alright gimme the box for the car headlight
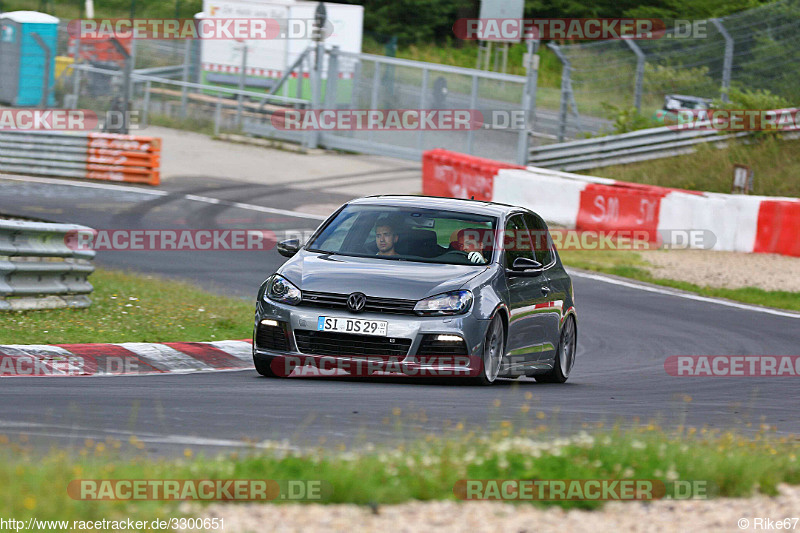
[265,274,302,305]
[414,290,473,316]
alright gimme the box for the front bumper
[254,299,489,377]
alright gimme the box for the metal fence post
[214,95,222,136]
[710,18,734,103]
[324,46,340,110]
[549,43,571,143]
[237,43,247,129]
[351,59,362,109]
[128,39,137,114]
[370,61,380,110]
[517,38,540,166]
[109,38,132,134]
[142,80,151,128]
[30,33,51,108]
[466,74,479,155]
[308,41,324,149]
[70,35,82,108]
[417,67,429,151]
[295,55,305,101]
[623,38,645,113]
[180,38,191,118]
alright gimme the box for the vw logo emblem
[347,292,367,313]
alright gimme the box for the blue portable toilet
[0,11,59,106]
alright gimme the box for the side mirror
[277,238,301,258]
[509,256,543,275]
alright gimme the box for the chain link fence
[549,0,800,140]
[316,50,529,162]
[40,1,800,164]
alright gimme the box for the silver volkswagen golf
[253,195,577,385]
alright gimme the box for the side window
[504,214,534,268]
[523,213,554,265]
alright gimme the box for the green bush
[600,102,661,134]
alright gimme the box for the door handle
[541,285,551,295]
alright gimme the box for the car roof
[348,195,524,217]
[665,94,713,103]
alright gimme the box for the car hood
[279,251,487,300]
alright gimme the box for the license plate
[317,316,388,336]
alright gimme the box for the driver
[375,219,400,256]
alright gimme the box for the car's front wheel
[535,316,576,384]
[472,315,505,385]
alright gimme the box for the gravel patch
[186,484,800,532]
[641,250,800,292]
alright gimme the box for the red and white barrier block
[422,149,800,257]
[0,340,253,377]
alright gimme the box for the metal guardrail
[0,130,161,185]
[528,125,752,171]
[0,220,96,311]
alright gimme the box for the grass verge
[582,135,800,198]
[559,249,800,312]
[1,424,798,522]
[0,268,253,345]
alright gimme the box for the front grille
[294,330,412,357]
[300,291,417,315]
[255,322,290,351]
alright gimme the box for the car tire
[535,316,576,384]
[472,314,505,385]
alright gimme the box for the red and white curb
[422,149,800,257]
[0,340,254,377]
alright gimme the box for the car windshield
[306,204,498,266]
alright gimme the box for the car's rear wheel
[535,316,576,384]
[472,315,505,385]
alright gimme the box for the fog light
[436,335,462,342]
[261,319,279,327]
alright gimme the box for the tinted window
[504,214,534,269]
[523,213,554,265]
[307,204,497,266]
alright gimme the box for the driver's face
[375,225,398,254]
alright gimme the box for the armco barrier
[0,220,96,310]
[422,149,799,257]
[528,124,751,171]
[0,131,161,185]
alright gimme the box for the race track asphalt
[1,175,798,455]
